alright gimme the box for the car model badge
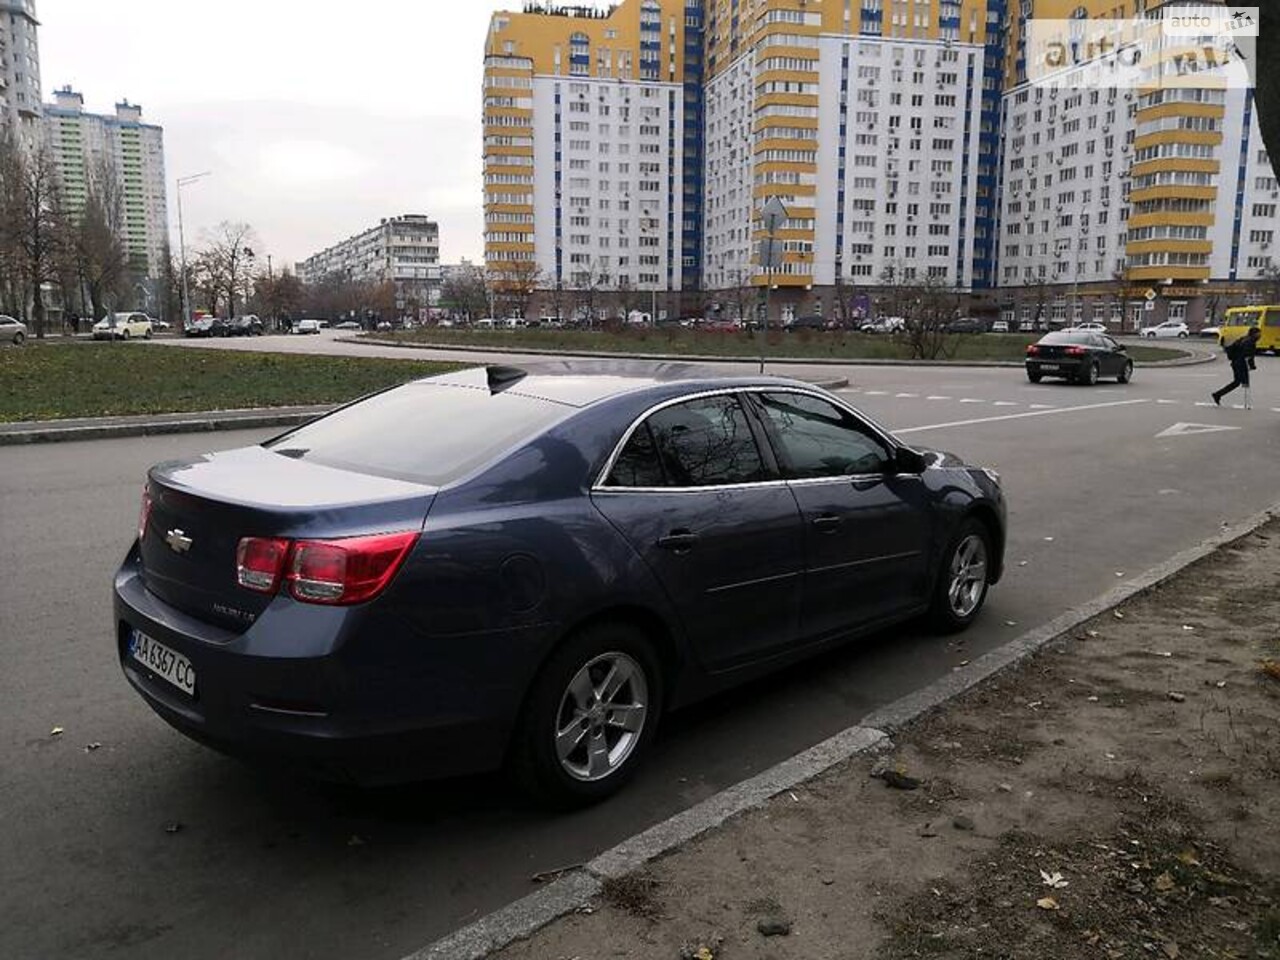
[165,529,194,554]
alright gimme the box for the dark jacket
[1226,334,1259,369]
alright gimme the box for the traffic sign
[1145,288,1158,301]
[760,197,789,235]
[1144,300,1155,312]
[758,237,784,270]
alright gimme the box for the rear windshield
[1039,332,1090,345]
[264,382,568,485]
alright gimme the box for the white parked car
[860,316,906,334]
[991,320,1010,333]
[1070,322,1109,334]
[292,319,322,335]
[93,312,154,341]
[1141,320,1189,339]
[0,314,28,345]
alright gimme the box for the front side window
[755,392,892,479]
[610,395,767,488]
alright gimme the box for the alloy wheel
[554,652,649,782]
[948,534,988,619]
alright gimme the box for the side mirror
[895,447,926,474]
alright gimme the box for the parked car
[93,312,153,341]
[1018,318,1049,333]
[292,319,322,335]
[1069,322,1109,334]
[991,320,1010,334]
[152,319,171,332]
[946,317,988,334]
[186,317,230,338]
[229,316,264,337]
[334,321,362,331]
[1141,320,1189,339]
[1026,330,1133,385]
[860,317,907,334]
[1197,325,1222,340]
[0,314,27,345]
[786,314,833,332]
[115,363,1006,804]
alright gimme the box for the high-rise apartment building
[998,0,1276,327]
[1,0,42,139]
[486,1,1276,326]
[483,0,699,309]
[298,215,442,307]
[43,89,169,278]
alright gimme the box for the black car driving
[1026,330,1133,385]
[115,363,1006,805]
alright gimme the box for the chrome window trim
[592,385,914,493]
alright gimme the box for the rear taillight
[1026,345,1040,356]
[236,537,290,593]
[1065,346,1087,356]
[234,531,417,606]
[138,487,153,543]
[289,532,418,605]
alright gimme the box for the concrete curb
[0,379,849,446]
[0,408,327,446]
[406,499,1278,960]
[345,336,1212,369]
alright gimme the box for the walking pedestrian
[1212,325,1262,409]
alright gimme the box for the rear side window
[615,394,766,488]
[265,383,567,485]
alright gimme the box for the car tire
[511,621,663,808]
[1117,360,1134,384]
[121,329,130,341]
[12,332,24,346]
[929,518,993,634]
[1178,332,1187,339]
[144,329,153,340]
[1081,361,1099,386]
[1027,370,1042,383]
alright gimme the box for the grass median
[371,327,1188,364]
[0,342,463,423]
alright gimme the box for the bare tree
[879,266,963,361]
[439,265,489,320]
[0,137,70,337]
[571,259,611,327]
[196,221,258,318]
[491,258,542,319]
[73,157,130,325]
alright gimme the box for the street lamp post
[176,172,211,331]
[758,197,788,375]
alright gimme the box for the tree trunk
[32,283,45,339]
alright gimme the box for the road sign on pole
[1145,288,1158,301]
[761,196,788,235]
[758,237,784,269]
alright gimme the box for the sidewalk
[483,522,1280,960]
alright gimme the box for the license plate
[129,630,197,697]
[1039,364,1060,371]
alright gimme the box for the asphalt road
[2,354,1278,960]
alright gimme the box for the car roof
[420,361,818,409]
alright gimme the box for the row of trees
[0,134,141,337]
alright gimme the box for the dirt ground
[495,523,1280,960]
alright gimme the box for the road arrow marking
[1155,422,1242,439]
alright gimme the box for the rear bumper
[113,554,532,785]
[1026,359,1086,378]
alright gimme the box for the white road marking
[1193,402,1215,407]
[1156,399,1179,405]
[864,390,889,396]
[993,401,1018,407]
[895,398,1152,435]
[926,395,952,401]
[895,393,919,398]
[1029,404,1056,410]
[1155,422,1242,439]
[959,398,985,404]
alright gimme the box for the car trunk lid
[140,446,436,631]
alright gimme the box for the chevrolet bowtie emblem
[165,529,194,554]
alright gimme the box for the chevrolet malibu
[115,364,1006,805]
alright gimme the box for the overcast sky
[39,0,524,270]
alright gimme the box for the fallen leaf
[1087,630,1100,638]
[50,727,64,737]
[1087,696,1100,703]
[1018,560,1029,567]
[1261,660,1280,682]
[84,742,102,752]
[1182,625,1195,632]
[1005,620,1018,627]
[1114,611,1125,620]
[1161,943,1180,959]
[1168,692,1186,703]
[1036,897,1060,911]
[1154,872,1176,892]
[1115,572,1125,578]
[1040,869,1070,889]
[1215,681,1227,689]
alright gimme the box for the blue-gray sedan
[114,363,1006,805]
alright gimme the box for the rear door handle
[657,530,699,553]
[812,514,842,534]
[850,476,884,492]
